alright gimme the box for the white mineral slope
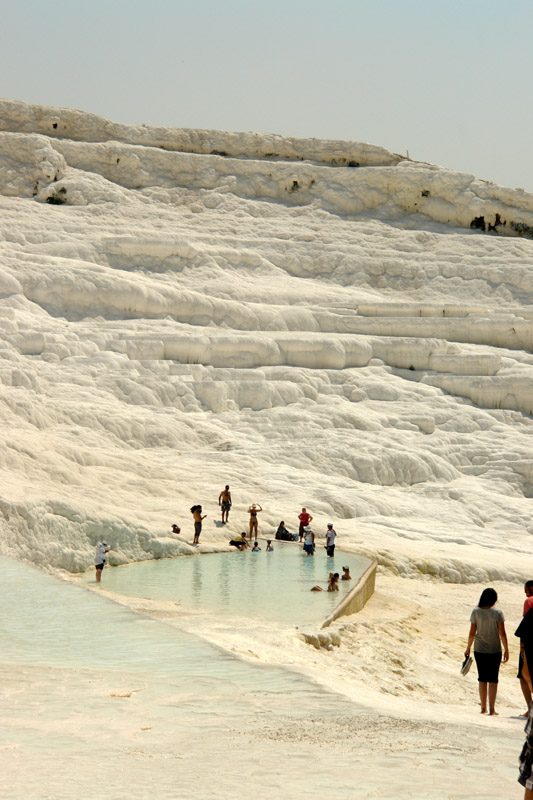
[1,100,533,795]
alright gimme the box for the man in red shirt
[298,508,313,542]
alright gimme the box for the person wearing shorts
[218,485,232,524]
[191,505,206,545]
[465,587,509,715]
[94,541,110,583]
[303,526,315,555]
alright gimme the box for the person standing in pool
[191,505,207,545]
[218,485,232,524]
[298,508,313,542]
[247,504,262,540]
[303,526,315,555]
[325,523,336,557]
[94,541,110,583]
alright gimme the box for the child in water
[266,540,274,551]
[252,541,261,551]
[342,566,351,580]
[328,573,340,591]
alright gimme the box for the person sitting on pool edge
[275,521,292,541]
[229,533,249,551]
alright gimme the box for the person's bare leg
[479,682,488,713]
[488,682,499,715]
[96,568,102,583]
[521,677,532,715]
[524,787,533,799]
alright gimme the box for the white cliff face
[0,99,532,579]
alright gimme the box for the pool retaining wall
[321,559,377,628]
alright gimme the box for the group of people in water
[465,582,533,797]
[168,491,349,593]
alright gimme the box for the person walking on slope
[298,508,313,542]
[191,505,207,545]
[325,523,336,557]
[94,541,110,583]
[218,485,232,524]
[464,587,509,715]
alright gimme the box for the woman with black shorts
[464,587,509,715]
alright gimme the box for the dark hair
[190,505,200,513]
[525,581,533,592]
[478,588,497,608]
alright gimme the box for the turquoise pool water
[85,541,371,626]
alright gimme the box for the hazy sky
[3,0,532,190]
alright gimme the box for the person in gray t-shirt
[465,587,508,715]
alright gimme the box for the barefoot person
[94,541,110,583]
[518,581,533,716]
[247,504,262,540]
[190,505,207,545]
[464,587,509,715]
[218,485,232,524]
[229,533,249,551]
[298,508,312,542]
